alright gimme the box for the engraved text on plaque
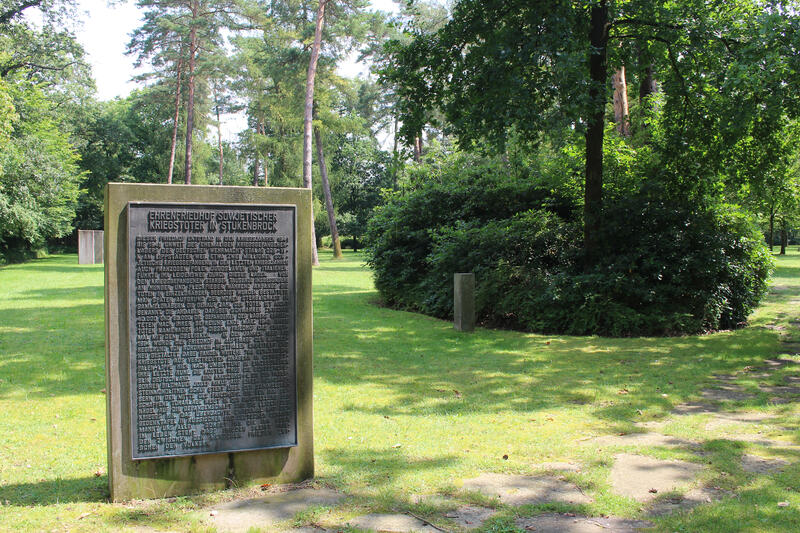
[127,202,297,460]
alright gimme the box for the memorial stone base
[104,183,313,501]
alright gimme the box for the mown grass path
[1,251,799,531]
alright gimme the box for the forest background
[3,0,800,336]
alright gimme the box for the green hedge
[365,160,772,336]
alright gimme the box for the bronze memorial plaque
[127,202,297,460]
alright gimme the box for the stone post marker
[78,229,104,264]
[454,273,475,332]
[104,183,313,501]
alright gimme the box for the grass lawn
[1,250,799,532]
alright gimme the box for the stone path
[461,473,592,506]
[609,454,703,502]
[515,514,654,532]
[202,349,799,532]
[211,488,343,533]
[646,486,730,517]
[347,514,441,532]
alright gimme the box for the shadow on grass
[314,286,785,426]
[0,301,105,399]
[7,285,103,302]
[0,476,108,505]
[0,254,103,274]
[320,447,459,489]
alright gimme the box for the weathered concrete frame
[104,183,314,502]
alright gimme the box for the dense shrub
[365,151,577,313]
[366,165,773,336]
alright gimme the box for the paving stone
[763,358,800,368]
[461,473,591,506]
[759,385,800,396]
[534,461,581,472]
[609,454,703,502]
[211,488,344,533]
[766,397,795,405]
[672,402,722,415]
[646,486,730,517]
[700,386,756,402]
[515,514,653,532]
[443,506,496,530]
[347,513,440,532]
[704,412,777,431]
[634,419,671,430]
[721,434,800,449]
[589,432,694,448]
[741,454,790,473]
[409,494,453,507]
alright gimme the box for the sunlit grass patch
[1,250,799,531]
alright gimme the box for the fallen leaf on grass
[94,469,104,477]
[453,389,462,398]
[502,454,509,460]
[392,443,402,448]
[77,512,92,520]
[618,389,629,395]
[778,502,790,507]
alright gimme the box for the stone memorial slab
[105,184,313,501]
[79,229,104,264]
[454,273,475,332]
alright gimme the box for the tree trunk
[352,236,358,253]
[315,127,342,259]
[253,122,261,186]
[303,0,327,267]
[215,86,223,185]
[167,55,183,184]
[393,114,399,155]
[260,121,268,186]
[253,154,260,186]
[639,63,657,102]
[769,211,775,251]
[584,1,608,264]
[413,134,422,162]
[612,66,630,136]
[780,218,789,255]
[392,114,399,188]
[780,221,787,255]
[183,0,198,185]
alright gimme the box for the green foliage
[556,198,773,335]
[0,79,82,256]
[365,150,577,313]
[366,151,773,336]
[330,134,393,241]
